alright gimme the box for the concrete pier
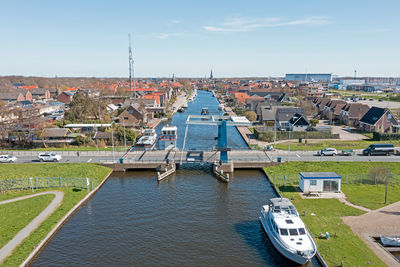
[157,163,176,181]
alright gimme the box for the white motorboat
[381,236,400,247]
[182,103,188,108]
[159,126,177,150]
[218,104,224,111]
[260,198,317,265]
[135,129,157,150]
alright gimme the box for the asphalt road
[1,150,399,164]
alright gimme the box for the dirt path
[0,191,64,264]
[342,201,400,266]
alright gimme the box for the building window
[310,180,317,186]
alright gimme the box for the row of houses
[313,97,399,133]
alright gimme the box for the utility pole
[287,128,291,162]
[111,127,115,162]
[123,118,127,151]
[385,172,391,204]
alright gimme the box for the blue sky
[0,0,399,77]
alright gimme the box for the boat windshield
[289,229,298,236]
[280,228,289,236]
[273,205,297,215]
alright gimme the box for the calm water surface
[32,169,310,266]
[31,91,319,266]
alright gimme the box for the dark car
[363,144,394,156]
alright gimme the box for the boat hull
[260,216,311,265]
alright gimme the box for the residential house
[0,92,25,102]
[340,103,370,126]
[323,100,346,122]
[39,128,74,144]
[359,107,399,133]
[289,113,310,131]
[118,103,149,127]
[276,108,307,131]
[57,91,76,104]
[312,97,330,115]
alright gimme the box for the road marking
[88,158,92,162]
[296,154,301,158]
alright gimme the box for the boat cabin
[159,126,177,150]
[201,107,209,115]
[299,172,341,193]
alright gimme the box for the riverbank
[0,163,112,266]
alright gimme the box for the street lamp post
[123,118,127,151]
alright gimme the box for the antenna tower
[128,34,135,98]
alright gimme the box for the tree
[66,91,107,122]
[310,118,319,127]
[244,111,257,122]
[118,127,137,142]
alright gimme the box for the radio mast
[128,34,136,98]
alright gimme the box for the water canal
[31,91,319,266]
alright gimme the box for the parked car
[369,98,374,101]
[317,148,337,156]
[0,155,17,163]
[395,148,400,155]
[38,152,62,162]
[363,144,394,156]
[378,99,383,102]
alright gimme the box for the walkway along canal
[30,91,320,266]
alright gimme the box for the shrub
[373,132,400,141]
[244,111,257,122]
[368,166,392,184]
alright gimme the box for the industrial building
[285,73,332,82]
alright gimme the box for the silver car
[317,148,337,156]
[0,155,17,163]
[38,152,62,162]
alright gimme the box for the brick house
[118,103,149,127]
[359,107,399,133]
[57,91,76,104]
[340,103,370,126]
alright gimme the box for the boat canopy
[269,198,298,215]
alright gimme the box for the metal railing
[268,173,400,187]
[0,177,96,193]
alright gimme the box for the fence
[0,177,97,193]
[269,173,400,187]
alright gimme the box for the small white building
[299,172,341,193]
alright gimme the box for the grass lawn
[275,139,400,151]
[265,162,400,210]
[342,184,400,210]
[278,186,386,267]
[0,163,112,266]
[0,163,111,181]
[0,194,54,249]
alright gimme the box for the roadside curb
[20,170,113,267]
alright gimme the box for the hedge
[373,132,400,141]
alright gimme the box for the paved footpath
[342,201,400,267]
[0,191,64,264]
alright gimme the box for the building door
[323,180,339,192]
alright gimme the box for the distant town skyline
[1,0,399,78]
